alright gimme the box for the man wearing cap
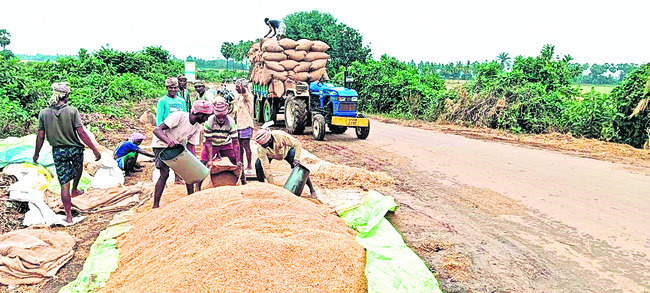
[157,77,186,126]
[151,100,213,208]
[255,128,317,197]
[113,132,155,176]
[192,80,216,104]
[177,74,190,110]
[157,77,187,184]
[33,82,102,223]
[233,79,254,171]
[203,101,246,185]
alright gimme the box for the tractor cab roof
[309,82,358,97]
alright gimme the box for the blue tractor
[284,82,370,140]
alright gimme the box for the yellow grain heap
[312,164,396,190]
[101,183,367,293]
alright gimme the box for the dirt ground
[3,96,650,292]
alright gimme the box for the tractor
[284,81,370,140]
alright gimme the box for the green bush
[0,46,183,139]
[609,64,650,147]
[345,54,446,119]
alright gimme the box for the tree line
[1,12,648,147]
[412,57,639,85]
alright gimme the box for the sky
[2,0,649,65]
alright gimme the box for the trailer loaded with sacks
[248,38,369,140]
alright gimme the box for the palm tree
[0,29,10,50]
[496,52,511,70]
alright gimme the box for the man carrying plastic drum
[151,100,212,208]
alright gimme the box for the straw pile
[311,164,395,190]
[101,183,366,293]
[248,38,330,97]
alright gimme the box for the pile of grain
[248,38,330,97]
[101,183,366,293]
[311,164,395,190]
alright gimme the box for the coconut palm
[496,52,511,70]
[0,29,10,50]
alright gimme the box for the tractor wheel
[312,114,326,141]
[263,98,277,123]
[329,125,348,134]
[254,95,264,123]
[355,114,370,139]
[285,93,307,135]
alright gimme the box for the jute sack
[285,79,296,91]
[278,38,298,50]
[272,70,289,81]
[311,41,330,52]
[279,60,300,71]
[309,68,327,82]
[287,70,297,80]
[323,70,329,81]
[261,68,273,85]
[310,59,327,71]
[294,62,311,73]
[262,52,287,62]
[268,81,274,94]
[261,40,283,53]
[273,79,285,96]
[295,72,311,82]
[285,50,307,61]
[264,61,284,72]
[304,52,329,62]
[251,43,260,51]
[259,38,271,47]
[295,39,313,51]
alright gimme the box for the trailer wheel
[285,93,307,135]
[254,95,264,123]
[263,98,276,123]
[312,114,326,141]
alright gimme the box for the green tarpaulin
[340,192,442,293]
[0,135,55,175]
[59,212,133,293]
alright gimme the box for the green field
[576,84,616,94]
[446,80,617,95]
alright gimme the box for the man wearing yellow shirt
[254,128,317,197]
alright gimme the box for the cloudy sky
[2,0,648,64]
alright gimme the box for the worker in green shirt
[156,77,186,126]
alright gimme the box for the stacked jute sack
[248,38,330,97]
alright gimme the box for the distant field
[577,84,616,94]
[445,80,617,95]
[445,79,468,90]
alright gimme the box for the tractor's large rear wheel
[285,93,307,135]
[263,98,277,123]
[312,114,326,141]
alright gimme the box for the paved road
[307,119,650,291]
[365,120,650,257]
